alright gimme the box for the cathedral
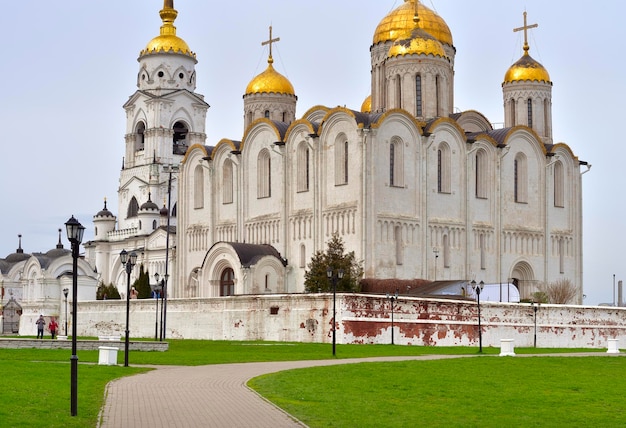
[78,0,584,303]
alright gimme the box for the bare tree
[538,278,578,304]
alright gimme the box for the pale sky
[0,1,623,305]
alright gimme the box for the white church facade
[78,1,586,303]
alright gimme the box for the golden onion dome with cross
[140,1,195,59]
[245,26,295,96]
[374,0,453,47]
[503,11,550,84]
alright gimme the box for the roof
[226,242,287,267]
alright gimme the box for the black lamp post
[65,215,84,417]
[120,249,137,367]
[151,273,164,341]
[326,267,344,356]
[63,287,69,336]
[532,302,540,348]
[386,289,399,345]
[471,280,485,353]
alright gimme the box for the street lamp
[433,247,439,281]
[386,289,399,345]
[471,280,485,353]
[326,267,344,356]
[63,288,69,336]
[151,273,164,341]
[120,249,137,367]
[532,302,540,348]
[65,215,84,417]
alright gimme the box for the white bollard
[607,339,620,354]
[98,346,119,365]
[499,339,515,356]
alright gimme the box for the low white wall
[69,294,626,349]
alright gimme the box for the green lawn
[0,341,611,427]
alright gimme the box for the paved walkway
[97,353,617,427]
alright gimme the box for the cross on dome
[513,11,538,54]
[261,26,280,64]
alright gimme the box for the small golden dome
[374,0,453,47]
[504,49,551,84]
[245,58,295,96]
[140,2,195,58]
[387,27,447,59]
[361,95,372,113]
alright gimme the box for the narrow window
[395,225,403,265]
[559,239,565,274]
[395,74,402,109]
[194,165,204,209]
[344,141,349,184]
[416,74,423,117]
[390,143,395,187]
[300,244,306,268]
[554,161,564,207]
[297,142,310,192]
[223,159,233,204]
[510,99,516,126]
[335,137,348,185]
[514,153,528,203]
[480,234,486,270]
[443,234,450,268]
[437,143,451,194]
[527,98,533,128]
[135,122,146,151]
[172,121,188,155]
[475,149,487,199]
[264,110,270,118]
[257,149,271,198]
[435,75,441,117]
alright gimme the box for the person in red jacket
[48,317,59,339]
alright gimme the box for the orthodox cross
[513,11,538,52]
[262,26,280,62]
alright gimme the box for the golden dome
[387,27,447,59]
[245,58,295,96]
[140,2,195,58]
[361,95,372,113]
[374,0,453,46]
[504,49,551,84]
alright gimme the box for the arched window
[390,138,404,187]
[297,142,310,192]
[135,122,146,151]
[443,234,450,268]
[510,99,516,126]
[223,159,233,204]
[264,110,270,118]
[475,149,488,199]
[220,268,235,296]
[300,244,306,268]
[172,121,188,155]
[257,149,271,198]
[171,202,177,217]
[152,219,157,230]
[527,98,533,128]
[395,74,402,109]
[544,99,551,138]
[514,153,528,203]
[335,137,348,185]
[559,238,565,274]
[194,165,204,209]
[554,160,564,207]
[127,196,139,218]
[436,75,441,117]
[480,234,486,270]
[415,74,423,117]
[395,225,403,265]
[437,143,451,194]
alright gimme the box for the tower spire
[513,11,538,55]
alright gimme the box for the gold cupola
[374,0,453,47]
[361,95,372,113]
[245,57,295,96]
[387,18,447,59]
[140,0,195,59]
[503,46,551,84]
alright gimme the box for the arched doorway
[511,261,536,301]
[3,297,22,334]
[220,268,235,296]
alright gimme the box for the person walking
[48,317,59,339]
[35,315,45,339]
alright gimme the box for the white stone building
[83,1,586,303]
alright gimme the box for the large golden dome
[245,58,295,96]
[140,2,195,58]
[387,27,447,59]
[374,1,453,46]
[503,49,550,84]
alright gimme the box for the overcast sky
[0,1,623,305]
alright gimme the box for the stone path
[97,352,616,427]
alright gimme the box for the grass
[249,356,626,428]
[0,340,609,427]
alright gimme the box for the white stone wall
[70,295,626,349]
